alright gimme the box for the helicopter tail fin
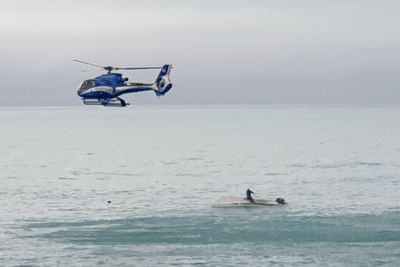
[154,64,173,96]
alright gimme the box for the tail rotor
[154,64,173,96]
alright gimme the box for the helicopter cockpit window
[79,80,95,90]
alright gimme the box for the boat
[212,196,286,207]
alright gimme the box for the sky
[1,0,399,106]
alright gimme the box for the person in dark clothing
[246,189,255,203]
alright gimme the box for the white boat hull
[213,196,286,207]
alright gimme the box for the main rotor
[73,59,162,74]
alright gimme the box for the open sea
[1,105,399,266]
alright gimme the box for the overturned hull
[212,196,286,207]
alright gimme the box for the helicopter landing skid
[83,97,130,107]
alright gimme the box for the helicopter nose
[77,88,88,96]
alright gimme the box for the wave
[287,160,392,170]
[22,211,400,245]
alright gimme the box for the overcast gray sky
[1,0,399,105]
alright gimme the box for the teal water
[1,106,400,266]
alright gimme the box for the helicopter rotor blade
[74,60,165,72]
[114,67,162,70]
[73,60,105,69]
[80,69,98,72]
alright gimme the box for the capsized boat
[213,196,286,207]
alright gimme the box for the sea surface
[1,105,399,266]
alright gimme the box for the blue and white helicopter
[74,60,173,107]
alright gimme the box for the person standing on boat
[246,189,255,203]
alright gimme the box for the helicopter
[73,60,173,107]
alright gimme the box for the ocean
[1,105,399,266]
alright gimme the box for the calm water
[1,106,400,266]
